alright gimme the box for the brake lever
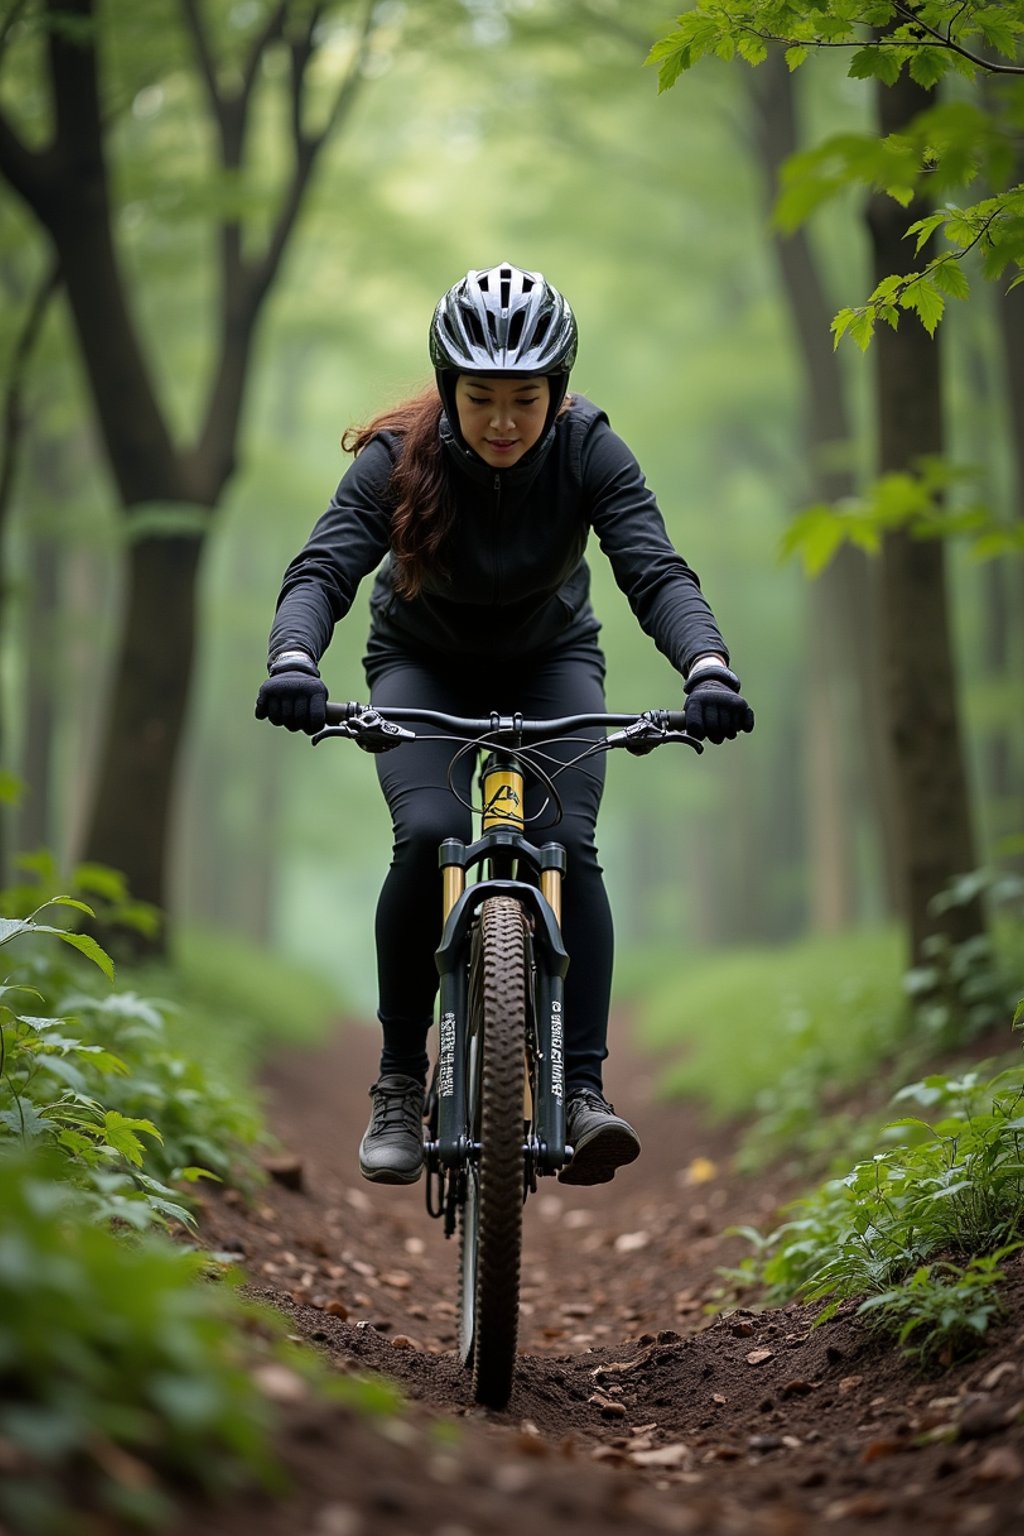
[605,718,704,756]
[663,731,704,755]
[311,707,415,752]
[310,724,357,746]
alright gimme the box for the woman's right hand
[255,653,328,733]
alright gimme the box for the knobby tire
[458,895,529,1410]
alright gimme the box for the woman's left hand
[683,664,754,744]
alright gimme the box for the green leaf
[0,917,33,946]
[830,307,857,349]
[906,211,947,257]
[53,930,115,982]
[930,258,970,300]
[900,276,945,335]
[908,48,951,89]
[737,35,768,65]
[784,46,808,71]
[0,771,23,806]
[45,896,97,918]
[973,7,1022,59]
[848,308,877,351]
[657,48,688,92]
[102,1111,162,1166]
[849,45,903,85]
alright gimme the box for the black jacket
[268,396,728,675]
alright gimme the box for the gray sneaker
[558,1089,641,1186]
[358,1073,425,1185]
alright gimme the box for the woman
[256,262,753,1188]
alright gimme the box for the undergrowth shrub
[0,883,398,1532]
[0,893,264,1228]
[0,1149,280,1534]
[727,1025,1024,1366]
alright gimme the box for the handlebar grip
[665,710,687,732]
[324,700,364,725]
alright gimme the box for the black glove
[255,652,328,734]
[683,662,755,744]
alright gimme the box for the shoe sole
[358,1159,424,1186]
[557,1124,641,1186]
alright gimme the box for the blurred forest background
[1,0,1021,1022]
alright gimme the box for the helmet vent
[465,312,485,347]
[499,267,512,308]
[507,310,525,349]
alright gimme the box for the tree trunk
[16,427,73,855]
[868,75,985,963]
[991,183,1024,854]
[0,0,372,953]
[80,533,203,948]
[748,53,900,928]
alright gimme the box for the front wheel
[457,895,529,1409]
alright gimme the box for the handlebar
[311,702,702,755]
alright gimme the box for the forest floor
[178,1017,1024,1536]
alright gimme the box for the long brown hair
[342,381,573,600]
[341,385,449,600]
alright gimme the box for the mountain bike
[312,700,700,1409]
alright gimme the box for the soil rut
[181,1018,1024,1536]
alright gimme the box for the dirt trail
[183,1017,1024,1536]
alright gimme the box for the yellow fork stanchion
[540,866,562,929]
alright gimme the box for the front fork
[424,844,569,1232]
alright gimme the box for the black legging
[367,642,613,1095]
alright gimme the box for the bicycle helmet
[430,262,578,449]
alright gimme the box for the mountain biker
[256,262,754,1189]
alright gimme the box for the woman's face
[454,374,550,469]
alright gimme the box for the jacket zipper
[492,473,502,605]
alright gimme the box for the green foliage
[649,3,1024,91]
[781,459,1024,575]
[3,850,161,942]
[0,1147,280,1534]
[905,870,1024,1049]
[857,1251,1014,1367]
[639,876,1024,1172]
[649,3,1024,338]
[729,1056,1024,1363]
[0,899,264,1230]
[0,883,407,1530]
[637,925,907,1117]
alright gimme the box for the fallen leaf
[973,1447,1024,1483]
[614,1231,651,1254]
[824,1493,890,1520]
[838,1374,864,1394]
[630,1443,691,1469]
[746,1348,774,1366]
[979,1361,1017,1391]
[683,1156,717,1185]
[861,1438,907,1464]
[251,1364,308,1405]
